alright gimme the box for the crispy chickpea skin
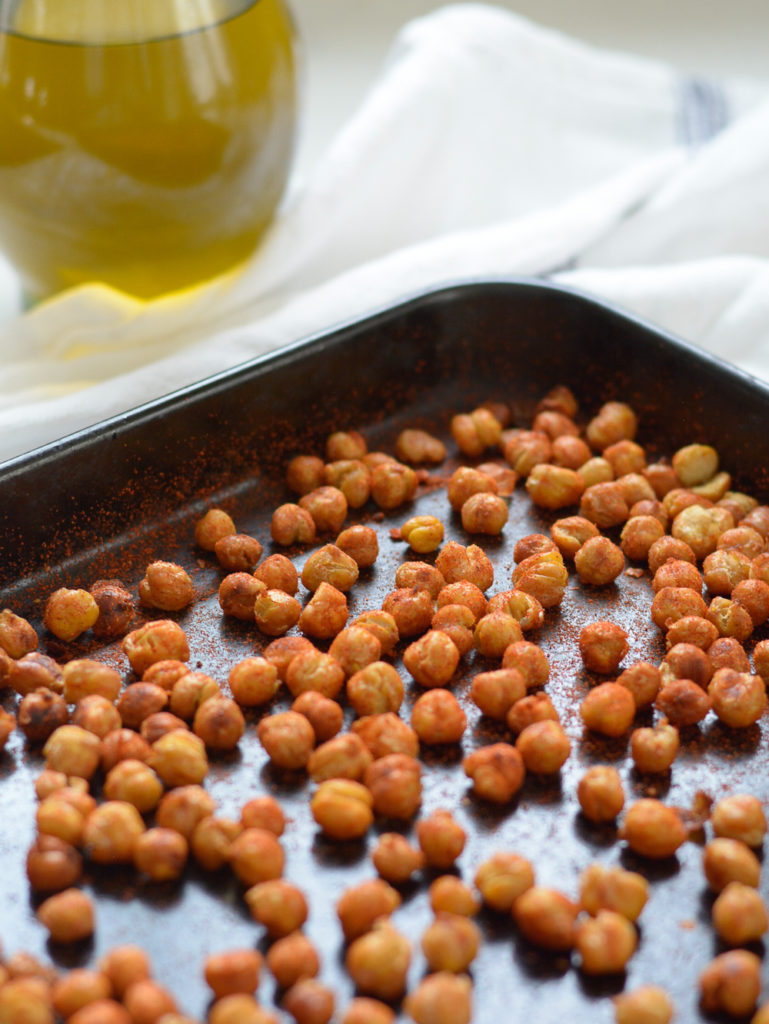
[123,620,189,675]
[138,561,194,611]
[400,515,444,552]
[580,482,629,529]
[364,754,422,819]
[43,724,101,779]
[658,676,714,724]
[257,711,315,770]
[613,986,674,1024]
[506,693,559,735]
[18,688,68,743]
[575,536,625,586]
[245,878,308,937]
[550,515,601,559]
[396,562,446,600]
[254,589,302,637]
[709,636,751,672]
[470,667,526,720]
[504,430,552,477]
[487,588,545,631]
[579,863,648,921]
[474,611,523,659]
[575,910,637,974]
[254,553,299,595]
[630,721,679,773]
[103,759,163,813]
[336,525,379,568]
[302,544,359,594]
[437,581,487,623]
[463,743,526,803]
[0,607,38,657]
[512,886,577,951]
[577,766,625,823]
[416,809,466,869]
[579,621,629,674]
[215,533,263,572]
[516,720,570,774]
[712,794,767,847]
[90,579,136,640]
[36,888,95,946]
[287,455,326,495]
[43,587,100,642]
[300,582,349,640]
[411,690,466,745]
[580,683,635,737]
[474,851,534,912]
[431,604,475,656]
[337,878,401,941]
[700,950,762,1018]
[155,785,215,839]
[703,838,761,892]
[621,514,665,561]
[525,463,584,510]
[512,550,569,609]
[345,922,411,1001]
[271,503,316,546]
[461,492,509,534]
[311,779,373,840]
[228,657,280,708]
[218,573,264,620]
[620,799,687,859]
[266,933,320,989]
[650,587,708,629]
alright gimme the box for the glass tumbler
[0,0,298,300]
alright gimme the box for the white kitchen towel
[0,2,767,461]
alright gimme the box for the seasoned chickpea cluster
[4,390,769,1024]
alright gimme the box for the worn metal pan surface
[1,279,768,1022]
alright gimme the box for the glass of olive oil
[0,0,298,299]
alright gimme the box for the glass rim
[0,0,262,46]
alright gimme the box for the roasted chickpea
[36,794,86,845]
[501,639,550,689]
[251,554,297,596]
[245,878,308,937]
[463,743,525,803]
[257,711,315,771]
[286,455,326,496]
[44,588,100,642]
[436,581,487,623]
[505,693,559,735]
[395,428,446,464]
[446,466,497,512]
[578,456,614,488]
[285,650,345,700]
[579,621,629,674]
[51,968,112,1019]
[586,402,638,449]
[477,461,517,495]
[516,720,570,774]
[292,691,344,743]
[579,482,629,529]
[133,827,188,881]
[712,794,767,847]
[370,462,417,510]
[732,578,769,626]
[574,536,625,586]
[616,662,661,708]
[194,508,235,550]
[228,657,279,708]
[404,630,460,689]
[451,407,502,456]
[214,533,263,572]
[403,972,472,1024]
[228,827,285,886]
[26,834,82,892]
[395,562,445,601]
[0,706,15,751]
[103,759,163,813]
[300,582,349,639]
[703,837,761,892]
[302,544,359,594]
[577,766,625,823]
[337,878,401,941]
[621,799,687,859]
[620,515,665,561]
[372,833,424,884]
[204,949,262,999]
[504,430,552,477]
[336,525,379,568]
[673,504,734,560]
[271,503,316,546]
[99,945,151,997]
[703,548,751,595]
[155,785,215,840]
[381,587,433,639]
[575,910,637,975]
[613,986,674,1024]
[137,706,186,742]
[342,999,395,1024]
[89,579,136,640]
[700,950,761,1018]
[266,933,320,989]
[473,611,523,659]
[345,923,411,1002]
[138,561,193,611]
[43,724,101,779]
[654,679,711,727]
[411,690,466,745]
[208,994,276,1024]
[648,535,697,574]
[514,533,558,563]
[486,589,545,631]
[123,620,189,675]
[511,550,568,608]
[550,515,600,559]
[18,688,68,743]
[426,875,479,918]
[513,886,577,951]
[118,682,169,728]
[421,913,481,973]
[325,459,372,509]
[665,615,718,650]
[435,541,494,592]
[0,607,38,657]
[347,662,403,717]
[473,851,533,913]
[307,733,373,783]
[193,696,245,750]
[707,668,766,727]
[329,625,382,678]
[650,587,708,629]
[470,667,526,720]
[712,881,768,946]
[147,729,208,786]
[630,720,679,773]
[431,604,475,656]
[254,589,302,637]
[581,683,635,736]
[100,728,151,773]
[217,573,264,621]
[169,671,219,721]
[525,463,584,510]
[364,754,422,819]
[191,815,241,870]
[400,515,444,553]
[282,978,335,1024]
[352,713,419,760]
[299,485,348,533]
[579,863,648,921]
[82,799,146,863]
[37,887,94,942]
[709,636,751,672]
[551,434,591,469]
[311,778,374,840]
[8,651,63,697]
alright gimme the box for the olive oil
[0,0,297,298]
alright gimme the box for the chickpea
[512,886,577,951]
[477,461,517,495]
[514,533,558,563]
[655,679,711,727]
[336,525,379,568]
[352,714,419,760]
[270,503,316,546]
[37,887,94,942]
[285,650,345,700]
[103,759,163,813]
[400,515,444,552]
[621,799,687,858]
[325,459,372,509]
[156,785,215,839]
[575,909,637,974]
[709,636,751,672]
[411,690,466,745]
[613,987,674,1024]
[574,767,624,826]
[245,878,308,937]
[100,728,151,773]
[191,816,242,871]
[648,538,696,576]
[217,572,263,621]
[531,409,577,440]
[147,729,209,786]
[415,809,465,869]
[302,544,359,594]
[337,878,401,941]
[629,498,669,527]
[630,721,679,773]
[263,636,315,679]
[673,504,734,560]
[579,621,629,674]
[662,642,712,687]
[580,482,629,529]
[536,385,577,418]
[703,838,761,891]
[300,582,349,639]
[257,711,315,771]
[712,794,767,847]
[282,977,335,1024]
[329,626,382,678]
[700,950,761,1018]
[511,550,568,608]
[665,614,718,650]
[62,658,121,705]
[137,709,187,745]
[51,969,112,1019]
[616,473,656,506]
[43,724,101,779]
[718,525,765,558]
[308,733,373,783]
[580,683,635,736]
[732,578,769,626]
[191,696,244,751]
[118,682,169,728]
[525,463,584,510]
[370,833,424,884]
[364,754,422,819]
[486,589,545,631]
[744,505,769,538]
[427,875,479,917]
[504,430,552,477]
[446,466,497,511]
[585,401,638,449]
[299,485,348,533]
[209,994,277,1024]
[324,429,366,461]
[451,406,502,456]
[579,862,648,922]
[620,515,665,561]
[650,586,708,629]
[754,638,769,683]
[703,548,751,595]
[711,881,768,946]
[36,794,85,845]
[82,799,146,863]
[708,595,754,641]
[707,667,766,727]
[228,658,279,708]
[26,834,82,892]
[169,672,220,721]
[472,852,532,913]
[551,434,592,469]
[7,652,62,697]
[266,933,320,989]
[396,562,446,600]
[370,462,417,510]
[292,692,344,743]
[616,662,661,708]
[550,515,600,559]
[431,604,475,656]
[286,454,326,495]
[578,456,614,488]
[436,581,487,623]
[43,587,100,642]
[421,913,481,974]
[404,630,460,689]
[311,778,373,840]
[212,533,263,573]
[501,639,550,689]
[133,827,188,881]
[138,561,193,612]
[0,607,37,657]
[663,487,712,520]
[254,553,299,595]
[228,827,285,886]
[670,442,717,486]
[506,693,559,735]
[463,742,526,803]
[122,979,177,1024]
[393,427,445,464]
[473,612,523,659]
[516,720,570,774]
[251,589,300,637]
[99,945,151,997]
[204,949,262,998]
[123,620,189,675]
[347,662,403,716]
[381,587,433,639]
[342,998,395,1024]
[0,979,55,1024]
[436,542,494,592]
[345,922,411,1001]
[18,688,68,743]
[574,536,625,586]
[404,972,472,1024]
[470,667,526,720]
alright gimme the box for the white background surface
[289,0,769,176]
